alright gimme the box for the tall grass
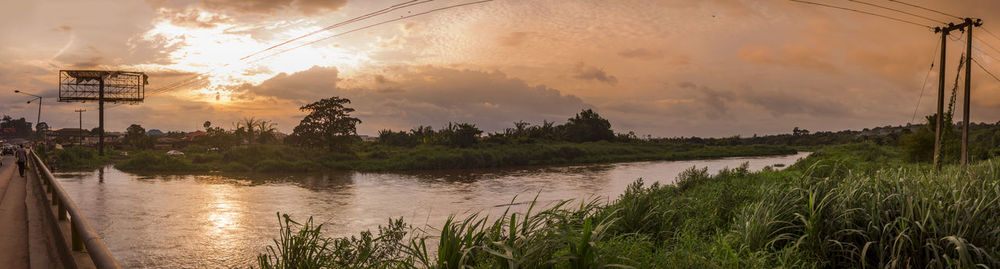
[257,143,1000,268]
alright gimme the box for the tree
[563,109,614,142]
[255,120,278,144]
[203,121,212,130]
[235,117,263,145]
[35,122,49,138]
[124,124,153,149]
[287,97,362,151]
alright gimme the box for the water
[54,152,809,268]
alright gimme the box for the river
[53,152,809,268]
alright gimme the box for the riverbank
[256,143,1000,268]
[111,142,796,173]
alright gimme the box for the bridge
[0,152,119,268]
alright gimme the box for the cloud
[572,63,618,85]
[197,0,346,16]
[498,32,532,47]
[617,48,664,60]
[237,66,592,133]
[161,8,233,28]
[52,25,72,32]
[737,44,837,73]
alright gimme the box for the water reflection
[54,152,809,268]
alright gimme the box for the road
[0,155,29,267]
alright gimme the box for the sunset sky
[1,0,999,137]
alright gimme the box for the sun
[140,10,371,104]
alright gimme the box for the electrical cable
[912,38,940,123]
[973,58,1000,83]
[248,0,494,64]
[109,0,493,109]
[982,27,1000,42]
[887,0,963,20]
[790,0,933,29]
[847,0,946,24]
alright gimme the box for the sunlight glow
[140,9,372,103]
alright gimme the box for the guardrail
[30,151,121,269]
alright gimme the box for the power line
[240,0,432,61]
[140,0,435,98]
[110,0,493,109]
[789,0,933,29]
[982,27,1000,42]
[973,36,1000,56]
[973,57,1000,83]
[912,37,940,122]
[248,0,494,64]
[847,0,946,24]
[887,0,963,20]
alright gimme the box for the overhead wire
[982,27,1000,42]
[132,0,435,99]
[887,0,963,20]
[847,0,946,24]
[247,0,494,64]
[109,0,491,109]
[240,0,431,60]
[973,36,1000,56]
[912,37,940,123]
[972,58,1000,83]
[789,0,934,29]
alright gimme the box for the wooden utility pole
[933,24,948,170]
[75,109,86,146]
[961,18,983,167]
[933,19,981,170]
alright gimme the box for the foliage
[563,109,615,143]
[287,96,362,151]
[124,124,155,149]
[255,144,1000,268]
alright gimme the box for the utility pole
[75,109,86,146]
[933,24,948,170]
[961,18,983,167]
[933,19,978,170]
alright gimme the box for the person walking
[15,145,28,177]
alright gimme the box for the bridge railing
[30,151,121,269]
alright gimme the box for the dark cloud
[52,25,72,32]
[239,66,591,133]
[293,0,348,16]
[617,48,664,60]
[737,44,838,73]
[573,63,617,85]
[162,8,232,28]
[737,87,851,117]
[237,65,340,102]
[72,56,105,69]
[498,32,532,47]
[198,0,346,16]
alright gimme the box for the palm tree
[236,117,262,145]
[255,120,278,144]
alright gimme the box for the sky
[1,0,999,138]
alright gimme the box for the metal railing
[30,151,121,269]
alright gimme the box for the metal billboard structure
[58,70,147,155]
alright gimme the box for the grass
[255,143,1000,268]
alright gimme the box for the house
[154,137,182,149]
[185,131,207,140]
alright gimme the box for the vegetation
[286,97,362,151]
[256,143,1000,268]
[111,142,795,173]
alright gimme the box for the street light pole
[14,90,43,141]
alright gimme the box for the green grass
[256,143,1000,268]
